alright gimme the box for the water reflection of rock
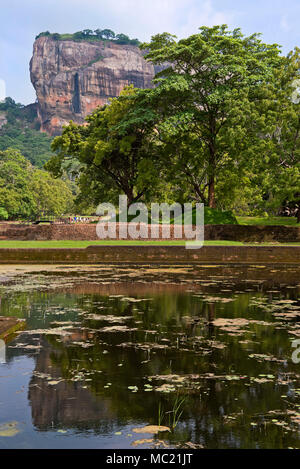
[4,264,300,449]
[28,337,115,432]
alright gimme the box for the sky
[0,0,299,104]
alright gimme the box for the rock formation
[30,36,158,135]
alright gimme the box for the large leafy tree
[258,48,300,217]
[29,170,73,218]
[0,149,73,219]
[0,149,34,219]
[97,29,115,40]
[47,86,160,206]
[141,25,286,208]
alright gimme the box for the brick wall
[0,223,299,242]
[0,246,299,264]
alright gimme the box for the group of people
[68,216,90,224]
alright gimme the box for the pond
[0,264,299,449]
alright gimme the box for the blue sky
[0,0,299,104]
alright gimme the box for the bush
[204,207,238,225]
[171,207,238,225]
[0,207,8,220]
[109,207,238,225]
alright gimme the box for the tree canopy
[0,149,73,220]
[47,86,162,207]
[0,98,53,168]
[139,25,291,208]
[36,30,140,46]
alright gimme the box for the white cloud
[60,0,194,39]
[73,0,235,39]
[176,0,235,38]
[280,15,291,32]
[25,0,235,41]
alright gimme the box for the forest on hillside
[0,98,53,168]
[35,29,140,46]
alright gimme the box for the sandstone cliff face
[30,37,157,135]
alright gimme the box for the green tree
[51,33,61,41]
[258,48,300,217]
[98,29,115,40]
[115,34,131,44]
[0,149,35,219]
[47,86,160,206]
[82,29,94,37]
[73,31,85,40]
[0,149,73,219]
[30,170,73,218]
[129,39,140,46]
[35,31,50,40]
[141,25,286,208]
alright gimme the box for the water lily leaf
[132,438,154,447]
[133,425,170,435]
[128,386,138,391]
[0,421,20,437]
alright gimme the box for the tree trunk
[192,183,206,204]
[208,118,217,209]
[208,177,216,208]
[127,189,134,206]
[126,188,144,206]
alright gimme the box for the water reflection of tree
[7,276,300,448]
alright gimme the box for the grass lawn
[0,240,299,248]
[237,216,298,226]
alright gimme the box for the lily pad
[133,425,170,435]
[0,421,20,437]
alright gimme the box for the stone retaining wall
[0,223,299,242]
[0,246,298,265]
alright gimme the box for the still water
[0,264,299,449]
